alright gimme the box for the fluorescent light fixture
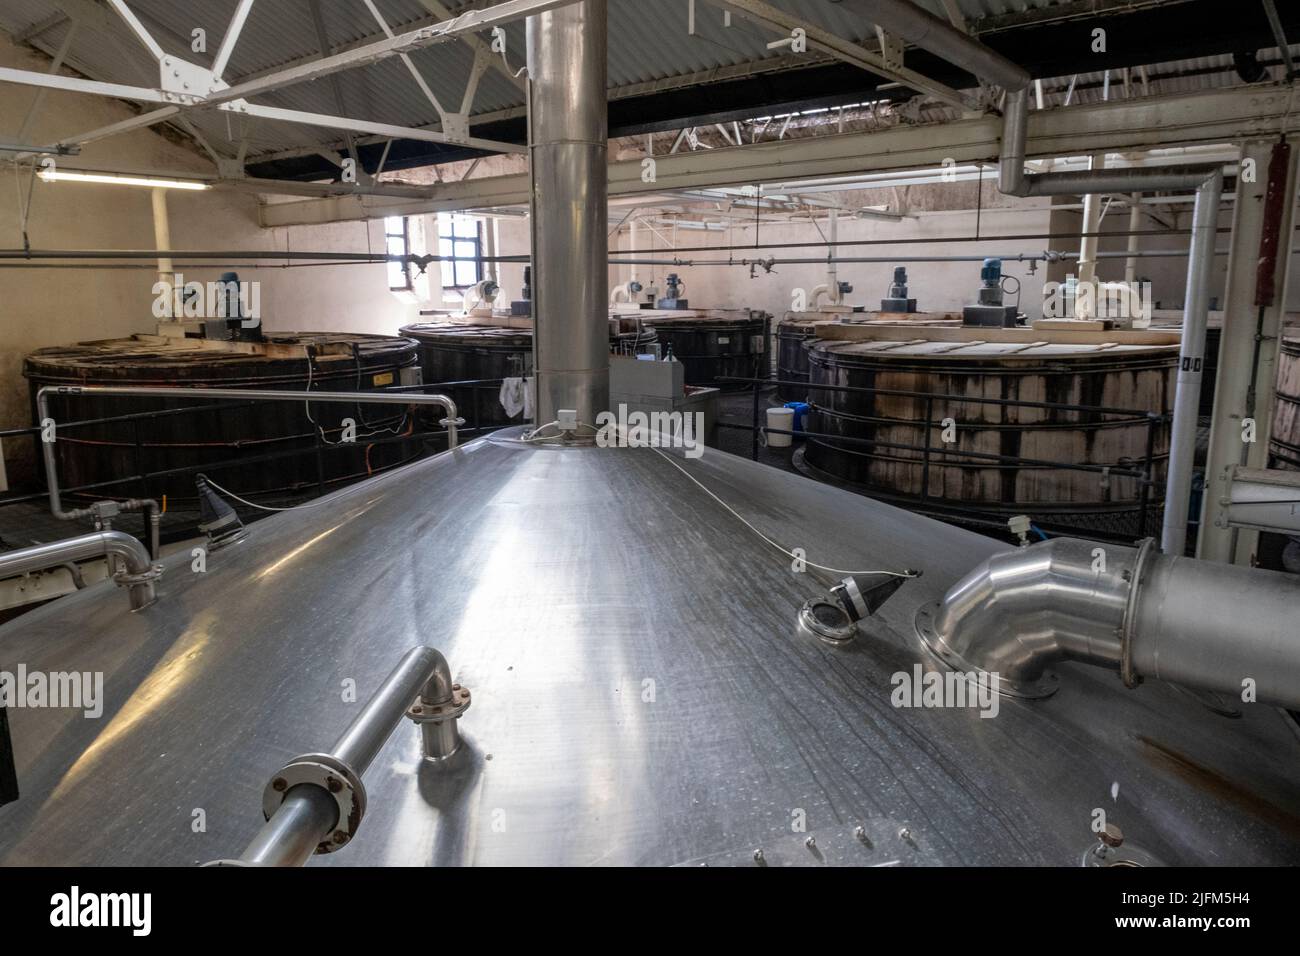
[37,170,211,190]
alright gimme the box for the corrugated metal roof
[1038,48,1299,107]
[0,0,1279,163]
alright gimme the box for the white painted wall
[608,202,1056,319]
[1044,197,1235,312]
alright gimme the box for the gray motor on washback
[961,258,1019,327]
[881,266,917,312]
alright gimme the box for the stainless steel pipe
[35,385,461,533]
[1161,172,1223,555]
[0,530,158,610]
[526,0,609,427]
[333,645,459,775]
[925,538,1300,709]
[237,646,465,866]
[998,90,1225,198]
[29,382,163,557]
[927,538,1132,696]
[1129,552,1300,707]
[238,786,339,867]
[836,0,1030,91]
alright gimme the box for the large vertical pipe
[1076,156,1104,297]
[628,217,639,287]
[1161,171,1223,555]
[526,1,609,428]
[827,209,839,304]
[151,187,174,303]
[1123,195,1142,286]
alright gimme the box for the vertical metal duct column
[526,1,609,428]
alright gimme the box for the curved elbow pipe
[920,538,1300,709]
[610,280,641,305]
[921,538,1131,696]
[998,87,1223,199]
[0,530,160,610]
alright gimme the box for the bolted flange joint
[406,684,471,762]
[261,752,366,855]
[113,564,163,587]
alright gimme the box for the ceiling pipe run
[834,0,1029,91]
[526,0,609,429]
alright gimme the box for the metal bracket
[441,113,470,144]
[875,28,905,72]
[215,157,247,179]
[160,55,221,98]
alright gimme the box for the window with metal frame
[438,214,483,291]
[385,216,413,291]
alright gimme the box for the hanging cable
[201,476,342,512]
[651,448,917,579]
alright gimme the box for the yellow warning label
[372,372,395,387]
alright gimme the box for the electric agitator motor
[880,266,917,313]
[211,271,264,342]
[961,258,1020,327]
[656,273,688,309]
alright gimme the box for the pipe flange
[261,752,366,855]
[406,685,471,724]
[113,564,164,586]
[796,598,858,646]
[914,603,1060,699]
[1119,537,1158,689]
[438,417,467,429]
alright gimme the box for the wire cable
[521,420,600,443]
[650,447,918,578]
[202,476,343,512]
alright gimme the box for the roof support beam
[700,0,977,111]
[1,0,569,158]
[225,102,527,154]
[307,0,363,177]
[106,0,165,63]
[0,66,171,104]
[50,107,182,149]
[413,0,526,92]
[14,17,80,144]
[258,83,1300,226]
[362,0,450,117]
[211,0,256,81]
[204,0,576,109]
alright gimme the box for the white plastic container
[766,406,795,447]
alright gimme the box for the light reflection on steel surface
[0,429,1298,865]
